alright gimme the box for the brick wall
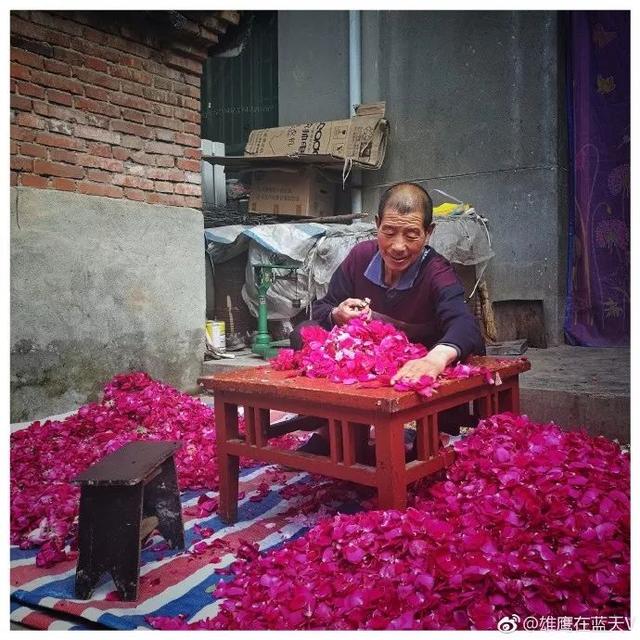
[9,10,234,209]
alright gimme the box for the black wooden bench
[73,440,185,601]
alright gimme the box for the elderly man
[275,181,485,454]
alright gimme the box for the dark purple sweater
[312,239,485,360]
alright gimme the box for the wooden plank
[328,419,343,464]
[73,441,181,486]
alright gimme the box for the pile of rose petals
[10,372,298,566]
[270,318,493,396]
[148,413,629,630]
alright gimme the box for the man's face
[376,208,432,282]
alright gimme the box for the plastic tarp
[204,213,493,320]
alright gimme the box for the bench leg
[75,484,143,601]
[144,457,185,550]
[215,400,240,524]
[374,419,407,510]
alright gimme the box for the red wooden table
[198,356,530,523]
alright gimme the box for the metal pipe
[349,10,362,214]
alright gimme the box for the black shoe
[297,433,330,456]
[267,416,327,438]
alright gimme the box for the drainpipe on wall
[349,10,362,214]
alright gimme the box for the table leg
[215,400,240,524]
[374,418,407,510]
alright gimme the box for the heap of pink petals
[148,413,630,630]
[10,372,298,567]
[271,318,494,396]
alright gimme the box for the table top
[198,356,530,414]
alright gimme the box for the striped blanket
[11,463,371,630]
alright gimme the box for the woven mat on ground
[10,462,370,630]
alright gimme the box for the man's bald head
[377,182,433,229]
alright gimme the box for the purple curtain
[564,11,630,346]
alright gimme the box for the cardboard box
[249,168,336,218]
[204,102,388,172]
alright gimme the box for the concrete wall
[278,10,568,344]
[10,187,205,422]
[278,11,349,124]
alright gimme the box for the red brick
[11,15,69,48]
[184,147,201,160]
[145,192,187,207]
[183,73,200,88]
[184,196,202,209]
[31,11,84,36]
[35,132,85,150]
[87,168,113,183]
[120,135,145,150]
[152,102,174,118]
[175,132,200,147]
[33,159,85,178]
[129,151,155,165]
[30,70,84,95]
[10,171,18,186]
[146,167,185,181]
[51,46,85,67]
[15,113,46,129]
[144,113,181,131]
[173,80,200,100]
[184,171,201,184]
[124,187,146,201]
[20,173,49,188]
[182,122,201,136]
[112,147,131,161]
[119,79,144,98]
[74,67,120,91]
[113,174,154,190]
[44,58,71,76]
[156,129,176,143]
[154,155,175,167]
[51,177,77,191]
[110,92,154,112]
[142,86,167,102]
[32,101,50,116]
[82,25,109,46]
[85,56,110,73]
[154,76,172,90]
[77,155,124,172]
[10,140,18,155]
[11,156,34,171]
[110,65,152,85]
[11,47,43,69]
[48,119,75,135]
[74,125,121,145]
[50,148,79,164]
[154,181,174,193]
[145,141,183,156]
[16,82,44,100]
[121,108,145,124]
[20,143,47,159]
[70,38,119,64]
[77,182,124,198]
[11,62,31,81]
[87,143,112,158]
[10,94,32,111]
[174,183,201,196]
[11,125,35,142]
[85,85,110,101]
[46,88,73,106]
[176,158,200,172]
[112,120,153,138]
[163,52,202,75]
[73,96,121,118]
[174,107,200,124]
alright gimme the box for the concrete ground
[201,345,631,444]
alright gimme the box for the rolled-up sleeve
[311,257,356,329]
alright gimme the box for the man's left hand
[390,344,459,384]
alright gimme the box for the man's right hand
[331,298,372,325]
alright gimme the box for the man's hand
[331,298,371,325]
[390,344,459,384]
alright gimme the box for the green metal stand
[251,264,299,359]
